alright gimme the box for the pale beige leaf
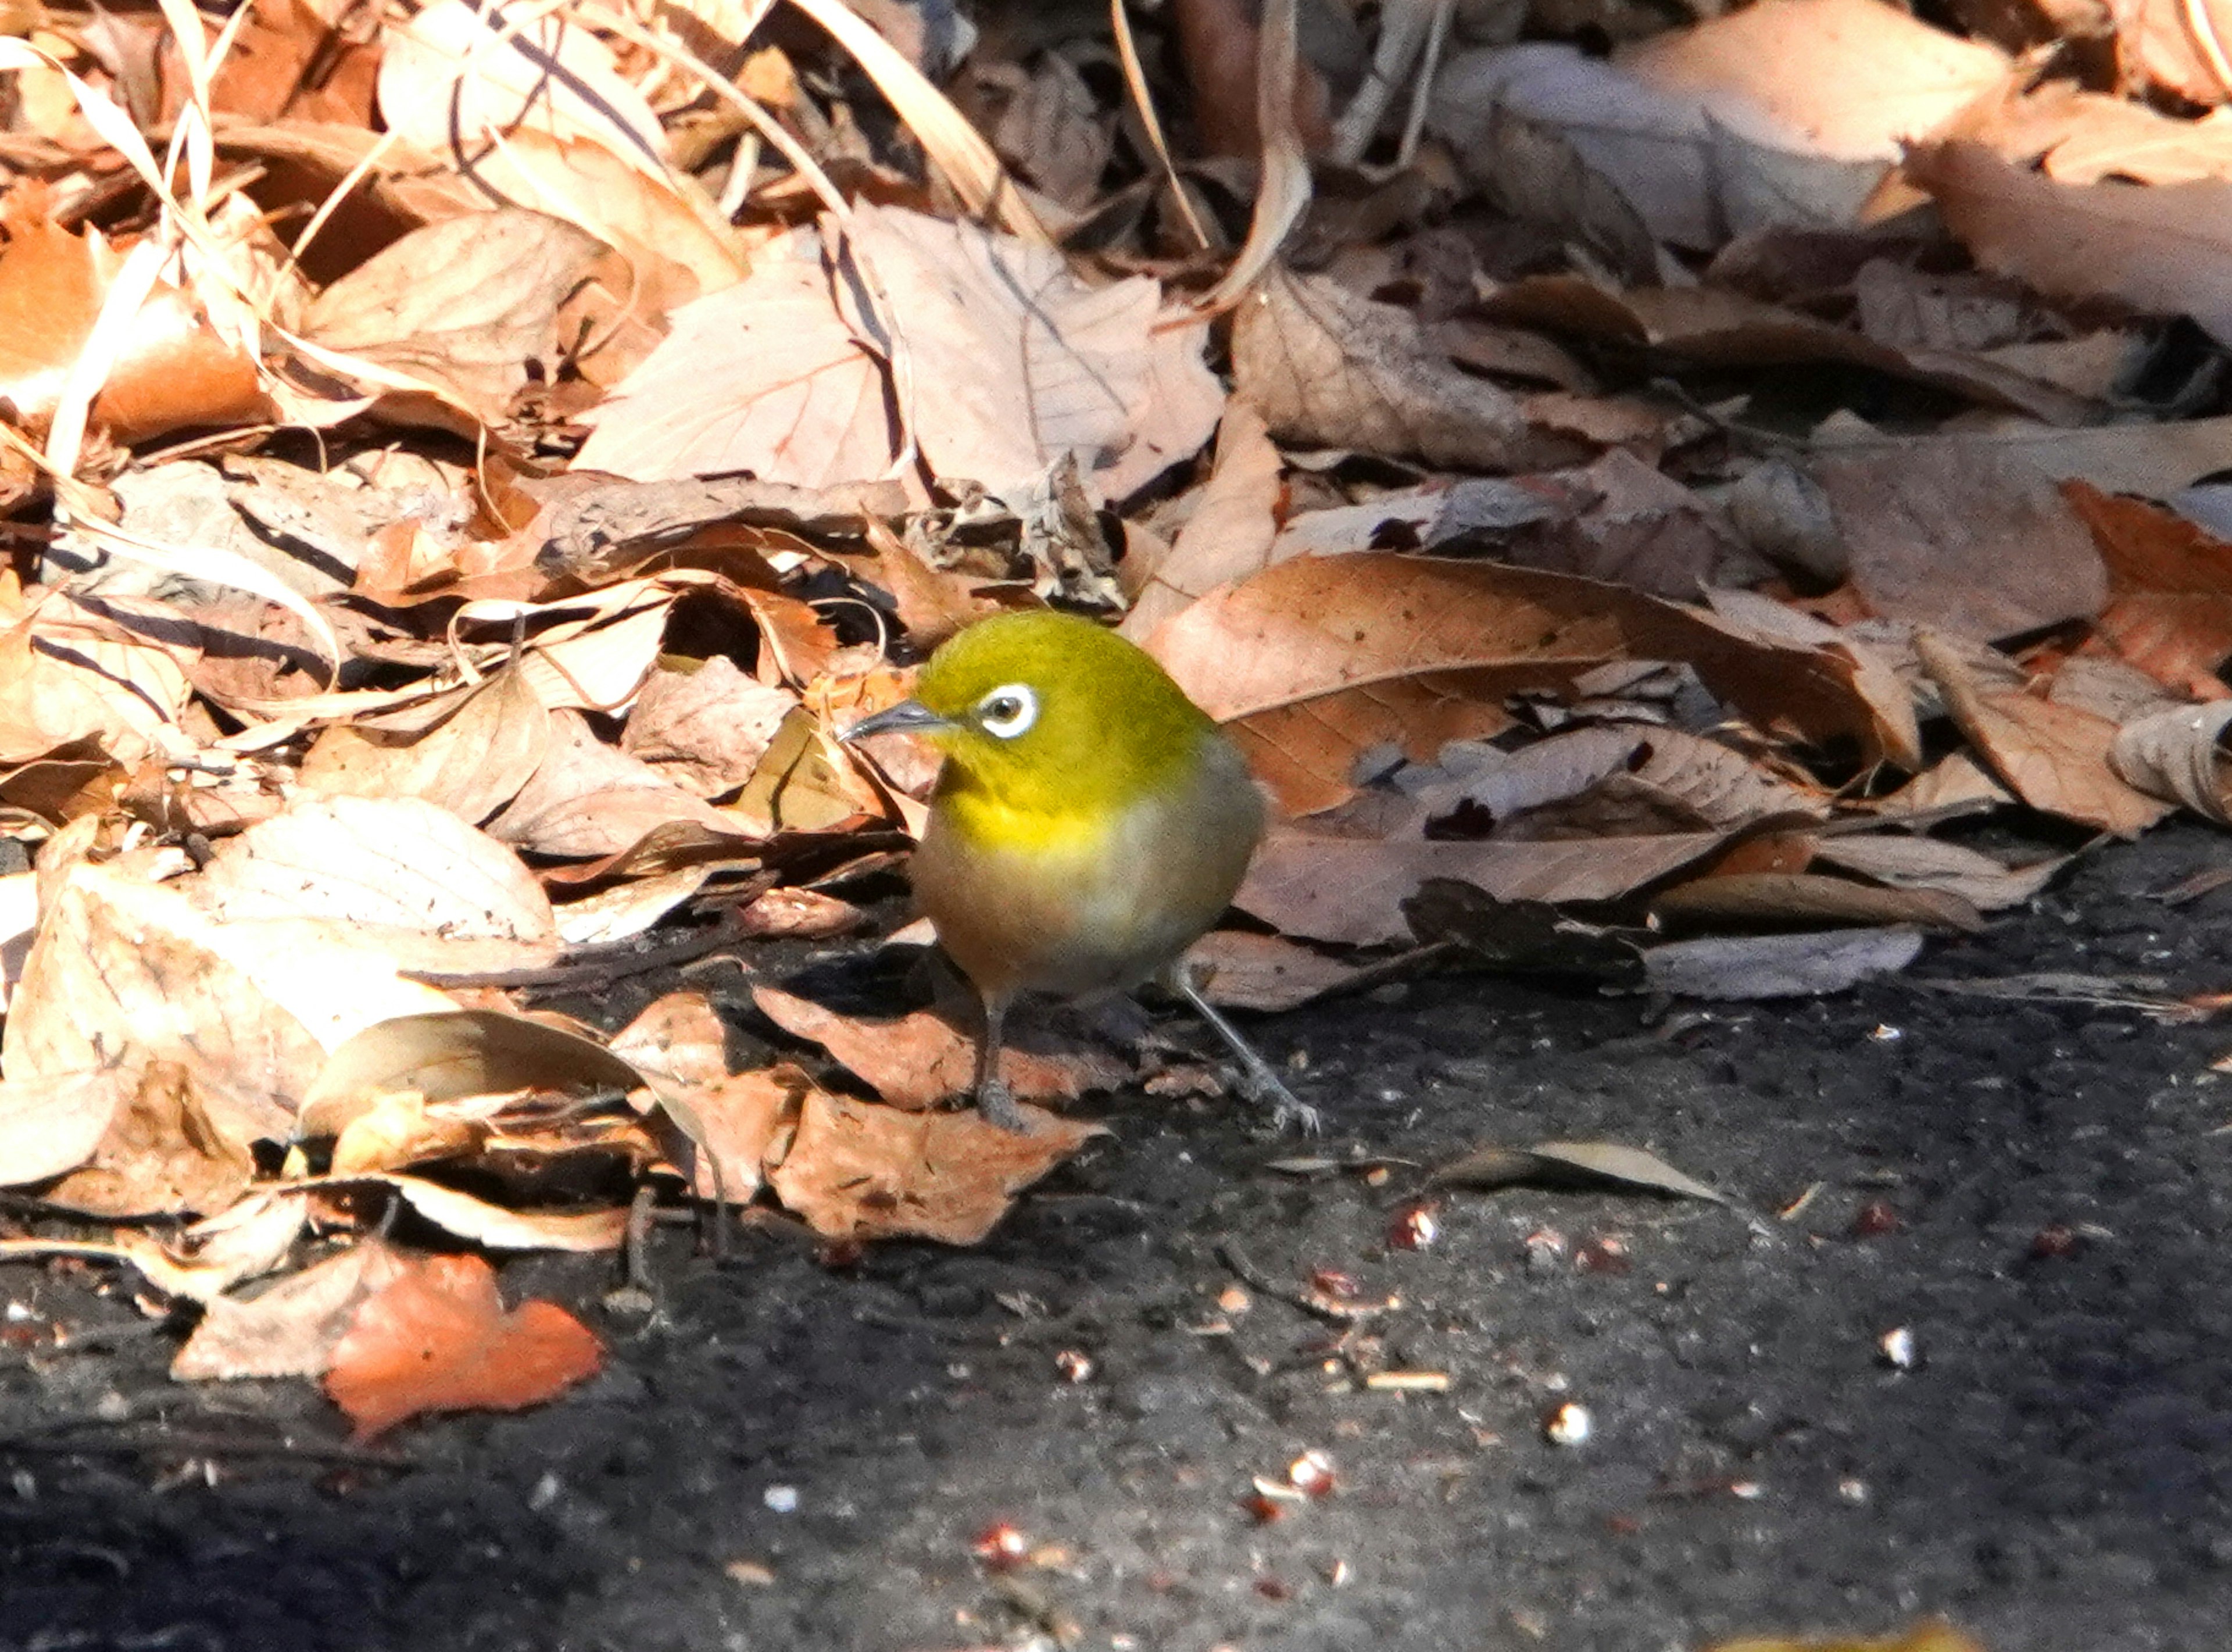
[1186,930,1367,1013]
[0,1070,125,1187]
[40,1059,256,1218]
[621,655,799,797]
[488,710,754,860]
[367,1172,628,1251]
[301,210,611,428]
[574,230,898,489]
[1812,835,2067,910]
[1642,927,1926,998]
[3,861,457,1107]
[551,867,711,947]
[198,795,555,942]
[299,668,550,824]
[1120,399,1283,642]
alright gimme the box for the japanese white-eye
[842,610,1319,1133]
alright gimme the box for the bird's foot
[1235,1059,1324,1136]
[975,1077,1032,1134]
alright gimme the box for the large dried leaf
[1119,399,1283,641]
[1433,1139,1736,1207]
[197,794,555,941]
[1643,926,1927,997]
[324,1250,602,1440]
[1907,140,2232,348]
[1812,445,2106,639]
[299,668,552,823]
[0,596,196,768]
[301,210,614,430]
[1914,632,2172,836]
[847,203,1222,502]
[1231,265,1548,471]
[753,985,1126,1111]
[1240,829,1736,944]
[488,709,757,860]
[1811,835,2067,910]
[4,861,457,1109]
[1150,555,1909,813]
[621,656,799,798]
[574,229,900,489]
[766,1090,1106,1245]
[1186,930,1368,1011]
[1652,872,1983,934]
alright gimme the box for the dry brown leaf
[2063,481,2232,698]
[1643,926,1927,997]
[300,668,552,823]
[752,985,1126,1111]
[1186,930,1367,1012]
[766,1089,1106,1245]
[732,706,885,835]
[1150,555,1909,815]
[300,210,617,430]
[1914,631,2172,836]
[1906,140,2232,347]
[174,1238,411,1383]
[1240,829,1735,945]
[41,1059,256,1218]
[330,1090,488,1176]
[1811,835,2066,910]
[1119,399,1284,642]
[609,991,795,1201]
[324,1250,602,1440]
[489,709,759,860]
[0,214,265,442]
[2116,0,2232,106]
[1231,265,1550,471]
[847,203,1222,502]
[1652,871,1984,933]
[621,656,799,798]
[1432,1138,1736,1206]
[1813,445,2106,640]
[609,991,735,1091]
[575,229,901,489]
[0,595,196,769]
[208,0,382,126]
[368,1174,629,1251]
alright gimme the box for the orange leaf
[324,1253,602,1440]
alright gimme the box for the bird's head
[840,610,1219,814]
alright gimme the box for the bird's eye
[975,683,1038,739]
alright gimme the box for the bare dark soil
[9,825,2232,1652]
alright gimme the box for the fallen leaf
[1231,265,1553,473]
[2109,700,2232,823]
[42,1060,256,1218]
[1705,1618,1989,1652]
[1809,835,2067,910]
[621,655,799,798]
[1120,398,1284,642]
[766,1089,1106,1245]
[1185,930,1369,1012]
[324,1250,602,1440]
[1652,873,1984,934]
[298,668,552,823]
[752,985,1126,1111]
[174,1238,412,1382]
[1641,926,1927,997]
[2063,481,2232,698]
[364,1174,629,1252]
[1814,445,2106,640]
[0,1070,127,1188]
[1431,1139,1737,1207]
[1914,631,2172,836]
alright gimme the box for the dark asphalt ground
[6,823,2232,1652]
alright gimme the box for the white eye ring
[975,682,1038,739]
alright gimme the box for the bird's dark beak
[839,699,955,743]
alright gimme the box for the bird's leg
[1167,961,1324,1135]
[973,991,1030,1133]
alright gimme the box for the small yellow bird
[842,610,1319,1134]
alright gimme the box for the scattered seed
[1838,1476,1869,1504]
[1544,1402,1592,1447]
[724,1559,777,1587]
[1868,1023,1902,1042]
[1254,1575,1292,1600]
[1387,1202,1441,1250]
[1324,1557,1351,1586]
[1365,1370,1451,1393]
[1217,1284,1251,1314]
[1288,1450,1337,1497]
[1879,1326,1918,1370]
[1054,1349,1093,1383]
[2030,1223,2079,1260]
[1575,1235,1630,1274]
[971,1522,1030,1569]
[1851,1200,1902,1238]
[762,1485,799,1514]
[1311,1269,1360,1299]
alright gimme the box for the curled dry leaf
[621,655,800,798]
[1651,872,1985,934]
[1811,835,2067,910]
[2109,700,2232,823]
[4,860,456,1110]
[1119,398,1285,642]
[752,985,1127,1111]
[1704,1617,1988,1652]
[0,594,196,769]
[2062,481,2232,698]
[40,1059,257,1219]
[1432,1139,1737,1208]
[766,1090,1107,1245]
[324,1250,603,1440]
[489,709,760,860]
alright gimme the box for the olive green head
[844,610,1219,815]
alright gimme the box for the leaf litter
[0,0,2226,1461]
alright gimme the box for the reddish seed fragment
[1254,1575,1292,1601]
[1851,1200,1901,1238]
[1575,1236,1630,1274]
[1287,1449,1336,1498]
[971,1523,1031,1569]
[1054,1349,1093,1383]
[2030,1223,2079,1260]
[1387,1202,1441,1250]
[1310,1269,1360,1299]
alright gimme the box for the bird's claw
[1237,1064,1324,1136]
[974,1077,1032,1134]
